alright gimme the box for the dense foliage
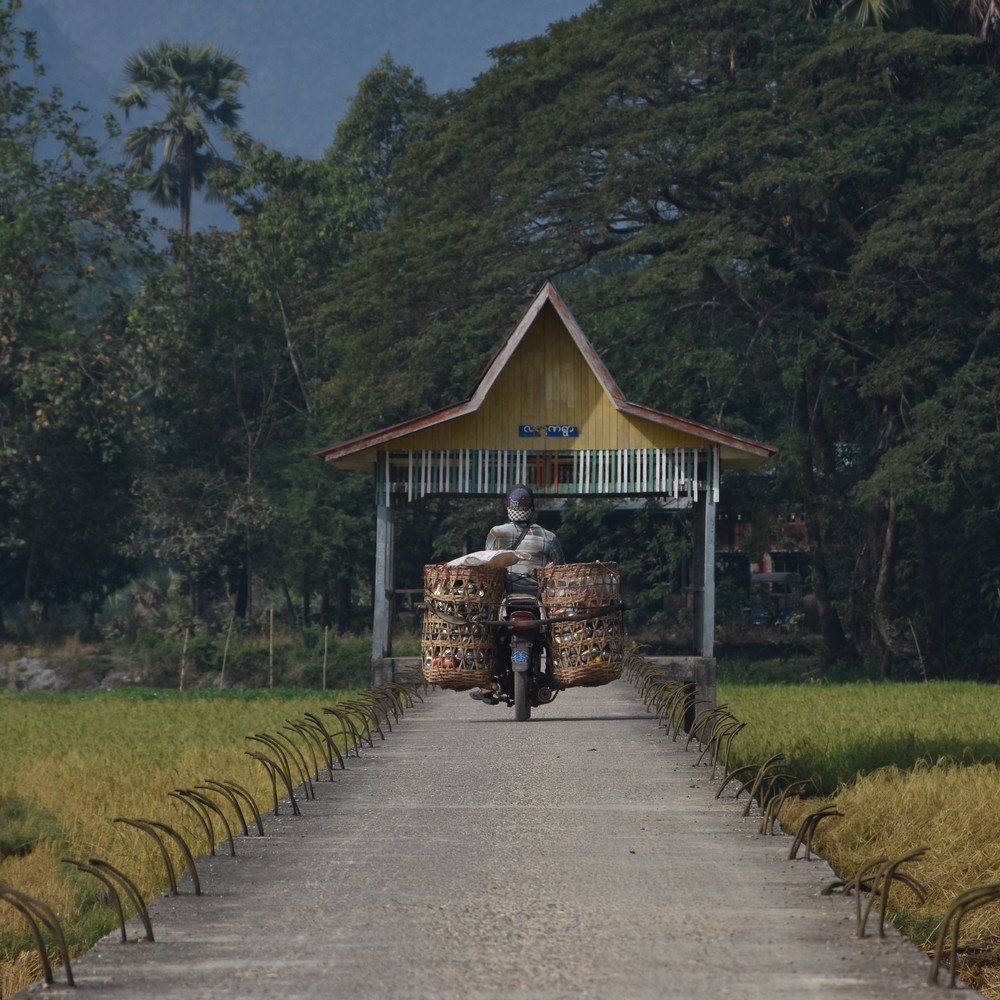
[3,0,1000,677]
[0,2,151,632]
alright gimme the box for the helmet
[505,484,535,523]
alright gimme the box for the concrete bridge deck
[20,678,979,999]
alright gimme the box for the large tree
[127,229,306,620]
[113,40,250,237]
[8,0,1000,676]
[0,0,152,630]
[309,0,1000,674]
[324,53,434,233]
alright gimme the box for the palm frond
[836,0,897,27]
[142,164,181,209]
[111,39,250,235]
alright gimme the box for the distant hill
[18,4,119,140]
[18,0,589,232]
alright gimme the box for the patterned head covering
[505,484,535,523]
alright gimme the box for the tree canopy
[4,0,1000,677]
[0,0,151,628]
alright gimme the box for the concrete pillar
[692,493,716,657]
[646,656,717,722]
[371,497,394,666]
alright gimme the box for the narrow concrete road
[21,679,980,999]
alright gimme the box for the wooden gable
[317,283,776,498]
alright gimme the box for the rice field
[0,687,377,998]
[4,678,1000,997]
[717,680,1000,997]
[716,681,1000,794]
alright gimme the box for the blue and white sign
[518,424,579,438]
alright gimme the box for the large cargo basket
[421,563,505,690]
[538,562,625,688]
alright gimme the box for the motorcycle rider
[486,483,565,590]
[470,484,564,703]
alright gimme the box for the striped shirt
[486,522,565,583]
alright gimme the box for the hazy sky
[26,0,593,158]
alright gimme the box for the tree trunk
[234,568,249,619]
[179,135,193,239]
[275,291,311,413]
[914,509,948,676]
[281,579,297,627]
[335,577,352,634]
[243,535,252,619]
[863,395,910,674]
[179,135,194,295]
[871,494,899,678]
[22,543,35,609]
[851,519,880,657]
[301,578,312,628]
[795,382,855,666]
[86,595,99,634]
[808,526,855,667]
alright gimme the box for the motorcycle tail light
[509,611,536,630]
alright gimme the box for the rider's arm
[547,530,565,565]
[485,525,506,551]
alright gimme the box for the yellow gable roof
[318,283,777,471]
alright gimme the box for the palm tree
[797,0,951,28]
[952,0,1000,61]
[801,0,1000,61]
[113,41,250,237]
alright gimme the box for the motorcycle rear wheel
[513,670,531,721]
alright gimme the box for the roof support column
[372,494,394,667]
[692,491,716,657]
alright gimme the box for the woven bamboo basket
[538,562,625,688]
[421,562,505,690]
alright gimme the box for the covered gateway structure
[317,282,777,675]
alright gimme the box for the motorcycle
[491,591,554,721]
[454,590,624,721]
[421,559,625,721]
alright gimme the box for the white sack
[446,550,518,568]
